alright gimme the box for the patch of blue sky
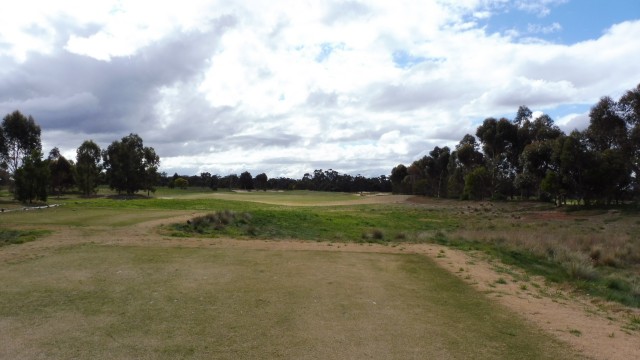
[316,42,345,62]
[544,102,591,120]
[479,0,640,45]
[483,103,591,126]
[392,50,428,68]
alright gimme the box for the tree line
[6,82,637,204]
[162,169,392,193]
[0,110,390,202]
[391,83,640,205]
[0,110,159,203]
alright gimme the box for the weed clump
[0,229,48,246]
[177,211,256,237]
[361,229,386,243]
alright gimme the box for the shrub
[361,229,385,241]
[179,210,254,235]
[606,277,630,291]
[565,259,598,281]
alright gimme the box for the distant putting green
[0,244,580,359]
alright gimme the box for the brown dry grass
[0,209,584,360]
[1,192,640,359]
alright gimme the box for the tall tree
[48,147,76,196]
[619,83,640,199]
[102,134,160,195]
[1,110,42,173]
[424,146,450,197]
[239,171,254,190]
[14,150,50,203]
[254,173,268,191]
[142,146,160,196]
[76,140,102,196]
[584,97,632,204]
[586,96,627,152]
[390,164,408,194]
[476,117,518,199]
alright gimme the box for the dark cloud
[305,90,339,108]
[0,14,237,140]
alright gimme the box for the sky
[1,0,639,178]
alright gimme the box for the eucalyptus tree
[102,134,159,196]
[76,140,102,196]
[14,150,49,203]
[48,147,75,196]
[1,110,41,174]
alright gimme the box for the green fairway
[0,245,580,359]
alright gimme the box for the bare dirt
[3,212,639,360]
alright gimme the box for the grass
[1,187,638,308]
[0,245,580,359]
[0,228,50,246]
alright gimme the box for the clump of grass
[0,229,49,246]
[565,259,599,281]
[175,211,255,236]
[432,231,448,244]
[622,315,640,332]
[606,277,631,292]
[495,277,507,285]
[568,329,582,337]
[360,229,386,243]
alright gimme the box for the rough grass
[0,228,50,246]
[2,189,638,308]
[0,245,580,359]
[437,204,640,307]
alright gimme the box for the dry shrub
[452,227,638,269]
[565,259,599,281]
[361,229,385,241]
[186,211,252,233]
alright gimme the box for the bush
[565,259,598,281]
[179,211,254,236]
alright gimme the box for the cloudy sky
[1,0,639,178]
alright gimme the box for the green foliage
[14,150,50,203]
[173,211,253,236]
[0,228,49,246]
[254,173,268,191]
[463,166,489,200]
[398,84,640,204]
[239,171,254,190]
[76,140,102,196]
[102,134,159,195]
[1,110,42,173]
[48,148,76,196]
[173,178,188,189]
[164,201,456,242]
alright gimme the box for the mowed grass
[1,206,188,228]
[0,245,580,359]
[4,194,457,241]
[158,188,371,205]
[3,189,639,307]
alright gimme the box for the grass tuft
[0,229,50,246]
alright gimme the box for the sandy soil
[2,213,639,360]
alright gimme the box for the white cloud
[515,0,568,17]
[1,1,639,177]
[527,22,562,34]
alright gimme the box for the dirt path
[3,214,639,360]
